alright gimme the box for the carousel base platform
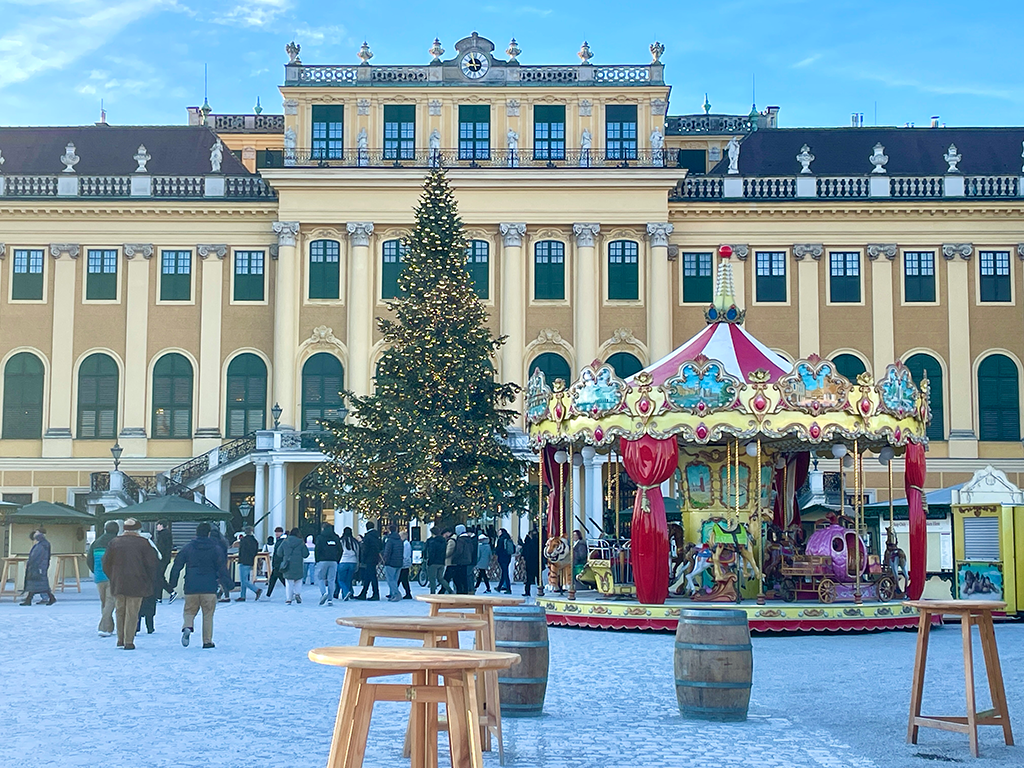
[539,592,934,633]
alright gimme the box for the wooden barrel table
[494,604,548,717]
[674,608,752,722]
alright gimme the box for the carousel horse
[669,541,699,595]
[683,543,715,595]
[706,518,761,584]
[761,523,787,591]
[690,544,739,602]
[884,526,909,594]
[545,536,573,593]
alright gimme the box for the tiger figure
[544,536,573,593]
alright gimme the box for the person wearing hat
[473,532,493,593]
[20,528,56,606]
[87,520,121,635]
[169,522,232,648]
[101,518,160,650]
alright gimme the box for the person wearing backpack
[495,528,515,594]
[87,520,121,637]
[334,527,360,601]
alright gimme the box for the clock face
[460,51,489,79]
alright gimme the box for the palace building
[2,33,1024,546]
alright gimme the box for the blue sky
[0,0,1022,128]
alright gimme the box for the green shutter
[534,241,565,300]
[152,353,193,438]
[2,352,44,439]
[225,354,266,437]
[309,240,340,300]
[467,240,489,299]
[77,354,118,439]
[608,240,639,300]
[382,240,404,299]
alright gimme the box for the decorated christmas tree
[315,168,528,525]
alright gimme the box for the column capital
[867,243,897,261]
[573,223,601,247]
[273,221,300,247]
[49,243,80,259]
[346,221,374,247]
[645,223,673,247]
[0,244,5,260]
[943,243,972,260]
[197,244,228,260]
[499,222,527,247]
[123,243,154,260]
[793,243,823,261]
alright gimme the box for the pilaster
[499,223,527,415]
[42,244,79,457]
[944,244,977,457]
[347,222,375,396]
[646,223,674,361]
[272,221,301,429]
[573,223,601,369]
[868,244,897,375]
[120,245,154,455]
[193,247,226,453]
[793,244,822,357]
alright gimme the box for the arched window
[832,354,867,381]
[152,353,193,439]
[905,354,944,442]
[77,353,118,439]
[302,353,344,431]
[978,354,1020,441]
[606,352,643,379]
[309,239,340,300]
[608,240,639,300]
[226,354,267,437]
[534,241,565,300]
[382,239,405,300]
[3,352,44,439]
[529,352,571,384]
[466,240,489,299]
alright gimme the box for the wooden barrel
[494,604,549,717]
[674,608,752,722]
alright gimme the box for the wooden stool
[905,600,1014,757]
[308,645,520,768]
[253,552,271,584]
[53,554,83,593]
[0,557,27,600]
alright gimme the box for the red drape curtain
[621,435,679,605]
[904,442,928,600]
[541,445,569,537]
[771,452,810,529]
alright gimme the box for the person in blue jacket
[169,522,231,649]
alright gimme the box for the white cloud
[793,54,821,69]
[214,0,291,29]
[292,23,347,48]
[76,84,97,95]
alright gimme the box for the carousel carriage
[527,246,931,607]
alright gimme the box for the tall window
[832,353,867,381]
[383,105,415,161]
[533,105,566,161]
[160,250,191,301]
[3,352,44,439]
[382,240,405,300]
[978,354,1020,441]
[86,249,118,300]
[151,353,193,439]
[311,105,344,160]
[534,240,565,300]
[903,251,936,303]
[682,252,713,303]
[225,354,267,437]
[905,354,944,441]
[755,251,787,302]
[606,105,638,160]
[458,105,490,160]
[234,250,265,301]
[530,353,570,383]
[829,251,861,303]
[466,240,489,299]
[12,249,44,301]
[608,240,639,300]
[77,353,118,439]
[606,352,643,379]
[979,250,1011,302]
[309,240,340,300]
[302,353,344,431]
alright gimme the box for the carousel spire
[705,244,746,325]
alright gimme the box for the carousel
[525,246,932,632]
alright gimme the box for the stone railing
[285,63,662,87]
[1,173,275,199]
[211,114,285,133]
[965,175,1018,197]
[890,176,943,198]
[665,114,754,134]
[3,175,59,196]
[743,177,796,198]
[270,147,680,169]
[152,176,205,197]
[225,176,277,198]
[79,176,132,197]
[816,177,871,198]
[673,177,723,199]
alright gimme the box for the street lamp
[110,441,123,472]
[239,500,254,523]
[271,402,283,429]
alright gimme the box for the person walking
[276,528,308,605]
[169,522,232,649]
[20,529,56,606]
[209,527,231,602]
[302,535,316,585]
[381,524,404,602]
[523,528,541,597]
[265,527,287,598]
[495,528,515,594]
[354,522,382,601]
[399,530,413,599]
[424,527,449,595]
[334,527,359,601]
[474,532,492,593]
[451,525,476,595]
[235,526,262,602]
[314,522,341,606]
[443,528,458,594]
[87,520,120,635]
[101,518,160,650]
[154,520,176,602]
[135,531,164,635]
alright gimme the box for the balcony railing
[285,63,662,87]
[1,174,276,199]
[211,114,285,133]
[670,174,1024,201]
[264,147,681,169]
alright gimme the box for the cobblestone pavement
[0,586,1020,768]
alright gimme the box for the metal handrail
[266,147,680,169]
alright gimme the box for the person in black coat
[169,523,232,649]
[522,529,541,597]
[235,526,262,601]
[21,529,55,606]
[154,520,176,601]
[265,527,287,598]
[355,522,382,601]
[495,528,515,594]
[313,522,342,606]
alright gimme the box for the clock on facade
[460,51,489,79]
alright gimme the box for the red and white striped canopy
[637,322,791,386]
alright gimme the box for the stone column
[194,247,226,453]
[203,476,223,509]
[868,244,897,375]
[499,223,526,409]
[268,460,287,533]
[646,223,674,362]
[42,244,79,458]
[119,244,153,456]
[573,223,601,368]
[794,245,823,357]
[254,460,267,541]
[583,452,605,537]
[944,244,977,457]
[272,222,300,430]
[347,222,375,396]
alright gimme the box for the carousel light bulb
[554,450,568,464]
[581,445,596,461]
[775,455,787,468]
[831,444,848,459]
[572,452,584,467]
[879,446,895,465]
[842,455,854,468]
[745,442,758,457]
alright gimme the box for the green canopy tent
[4,501,95,525]
[98,495,231,524]
[3,501,95,559]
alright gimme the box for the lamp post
[110,441,123,472]
[271,402,283,429]
[239,500,254,525]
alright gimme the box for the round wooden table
[337,615,488,649]
[309,646,520,768]
[904,599,1014,757]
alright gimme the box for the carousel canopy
[641,322,790,386]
